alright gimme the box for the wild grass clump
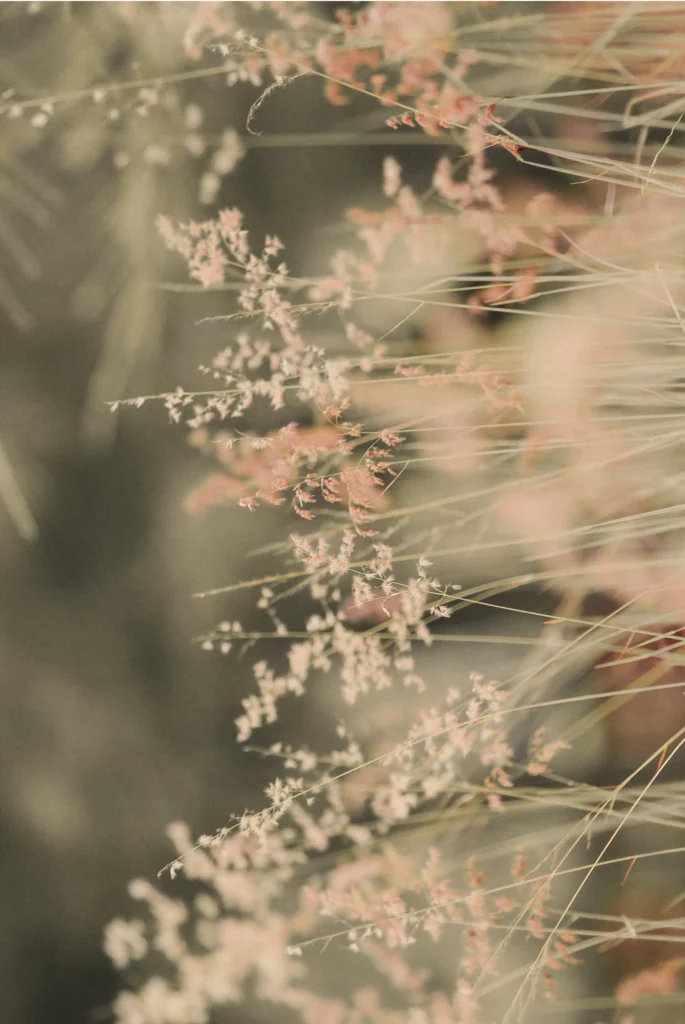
[10,3,685,1021]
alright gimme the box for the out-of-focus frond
[0,2,236,444]
[0,430,37,541]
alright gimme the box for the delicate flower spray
[93,4,685,1021]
